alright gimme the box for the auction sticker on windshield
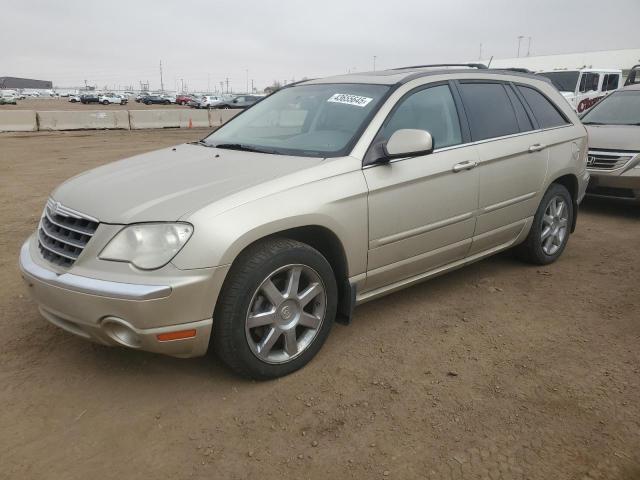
[327,93,373,107]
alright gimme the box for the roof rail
[492,67,535,74]
[392,63,488,71]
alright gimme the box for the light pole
[517,36,524,58]
[246,69,249,93]
[526,37,532,57]
[373,55,377,71]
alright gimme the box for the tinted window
[579,73,600,93]
[505,86,534,132]
[517,86,569,129]
[603,74,620,91]
[458,83,520,141]
[538,71,579,92]
[382,85,462,149]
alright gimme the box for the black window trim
[363,80,468,166]
[513,82,572,128]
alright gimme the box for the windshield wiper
[214,143,276,154]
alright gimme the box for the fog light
[102,317,142,348]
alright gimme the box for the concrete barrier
[0,110,37,132]
[129,110,181,129]
[129,109,212,129]
[209,109,241,127]
[38,110,130,131]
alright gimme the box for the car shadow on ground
[579,196,640,220]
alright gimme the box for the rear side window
[579,72,600,92]
[602,74,620,92]
[458,83,520,141]
[517,86,569,129]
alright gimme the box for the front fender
[172,166,369,278]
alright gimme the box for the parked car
[68,94,82,103]
[0,94,17,105]
[176,94,194,105]
[80,93,100,104]
[625,64,640,86]
[98,93,127,105]
[161,94,177,104]
[197,95,222,108]
[213,94,260,109]
[143,95,171,105]
[19,65,588,379]
[187,95,203,108]
[538,68,622,113]
[581,83,640,202]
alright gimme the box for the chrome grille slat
[40,217,90,248]
[587,150,636,171]
[37,200,99,268]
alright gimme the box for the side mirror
[384,129,434,159]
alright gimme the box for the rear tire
[213,238,337,380]
[515,183,573,265]
[102,100,109,105]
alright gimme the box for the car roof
[300,65,551,87]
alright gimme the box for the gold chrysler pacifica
[20,64,589,379]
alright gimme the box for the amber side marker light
[157,329,197,342]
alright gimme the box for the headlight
[99,223,193,270]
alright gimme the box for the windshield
[581,90,640,125]
[203,83,390,157]
[538,71,579,92]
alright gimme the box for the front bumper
[587,167,640,202]
[19,238,230,358]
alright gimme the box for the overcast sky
[2,0,639,92]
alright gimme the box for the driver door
[363,83,479,292]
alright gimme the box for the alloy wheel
[245,264,326,364]
[541,196,569,255]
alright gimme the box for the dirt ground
[0,97,192,111]
[1,129,639,480]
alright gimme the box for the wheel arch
[222,224,355,325]
[549,173,579,232]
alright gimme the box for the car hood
[52,143,322,224]
[585,124,640,151]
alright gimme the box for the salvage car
[19,65,589,379]
[99,93,128,105]
[582,83,640,202]
[213,94,260,109]
[0,94,17,105]
[143,95,171,105]
[80,93,100,104]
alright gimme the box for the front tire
[515,183,573,265]
[213,238,337,380]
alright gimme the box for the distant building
[478,48,640,76]
[0,76,53,89]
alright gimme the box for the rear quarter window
[458,82,520,141]
[517,86,569,129]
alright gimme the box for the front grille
[37,199,99,267]
[587,150,635,170]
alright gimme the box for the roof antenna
[487,56,494,68]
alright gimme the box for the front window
[579,72,600,93]
[204,83,390,157]
[581,90,640,126]
[538,71,579,92]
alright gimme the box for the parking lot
[1,129,639,479]
[0,97,192,111]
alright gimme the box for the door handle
[528,143,547,153]
[452,161,478,173]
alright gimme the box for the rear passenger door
[456,81,548,256]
